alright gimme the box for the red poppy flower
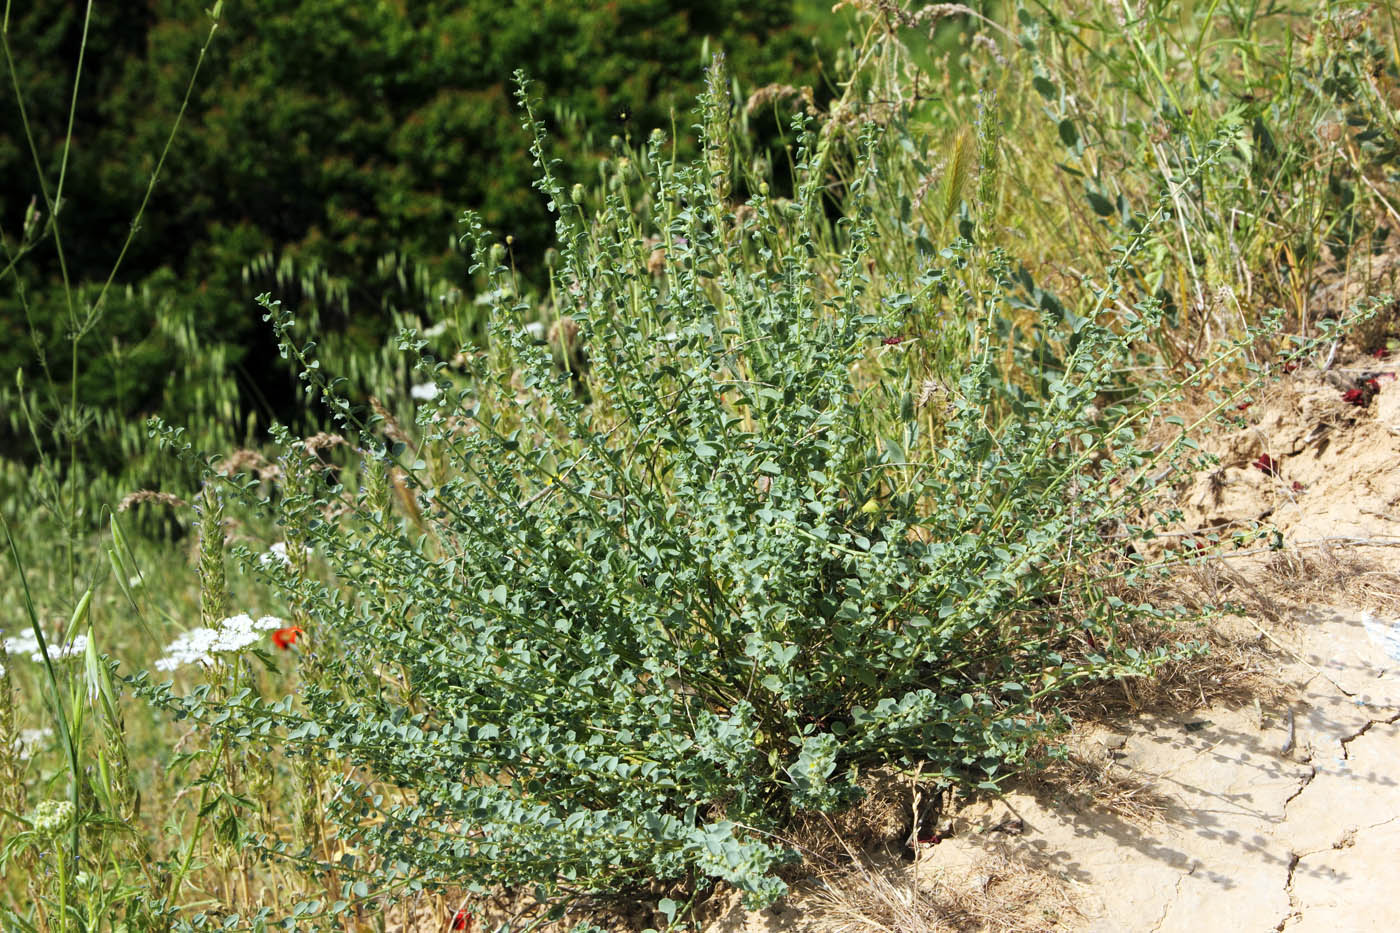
[1373,347,1389,359]
[882,336,906,346]
[1236,401,1252,411]
[1282,361,1299,373]
[1252,454,1279,476]
[271,626,304,650]
[1343,380,1379,407]
[451,909,472,931]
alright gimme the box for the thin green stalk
[2,516,86,925]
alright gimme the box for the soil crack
[1151,866,1196,933]
[1278,853,1302,932]
[1281,763,1316,814]
[1339,710,1400,760]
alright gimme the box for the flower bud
[32,799,76,837]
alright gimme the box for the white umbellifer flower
[35,634,87,663]
[410,382,440,401]
[422,320,448,338]
[154,627,217,671]
[4,629,85,664]
[260,541,291,568]
[3,630,40,659]
[208,613,267,653]
[16,727,53,760]
[524,321,546,341]
[259,541,310,570]
[154,614,289,671]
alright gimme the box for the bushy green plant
[137,71,1280,926]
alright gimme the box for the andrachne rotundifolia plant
[148,71,1265,924]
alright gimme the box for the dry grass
[784,769,927,870]
[1051,566,1284,720]
[803,851,1080,933]
[1021,744,1171,829]
[1252,544,1400,616]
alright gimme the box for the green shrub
[139,73,1252,925]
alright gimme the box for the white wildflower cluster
[154,614,287,672]
[3,629,38,660]
[14,727,53,760]
[31,799,75,837]
[2,629,88,664]
[258,541,309,569]
[410,382,440,401]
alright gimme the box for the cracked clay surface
[926,608,1400,933]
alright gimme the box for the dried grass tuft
[303,431,348,455]
[1024,745,1171,828]
[805,851,1079,933]
[784,769,921,871]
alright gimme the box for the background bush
[1,0,816,491]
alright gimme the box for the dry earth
[714,354,1400,933]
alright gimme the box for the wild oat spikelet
[369,396,415,450]
[938,125,976,226]
[303,432,348,455]
[196,484,228,630]
[117,490,188,512]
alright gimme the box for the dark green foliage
[1,0,815,482]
